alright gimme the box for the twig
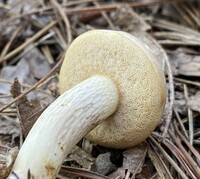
[173,4,196,28]
[149,18,200,35]
[64,0,188,15]
[148,144,173,179]
[0,21,57,64]
[187,2,200,28]
[53,27,68,50]
[60,166,112,179]
[174,109,188,139]
[158,40,200,46]
[163,138,197,178]
[183,84,194,145]
[153,32,200,43]
[148,136,189,179]
[183,3,200,28]
[50,0,72,45]
[169,130,200,178]
[93,2,115,30]
[0,26,22,57]
[174,77,200,88]
[0,0,189,26]
[162,49,174,138]
[41,46,54,65]
[175,126,200,164]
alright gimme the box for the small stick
[158,40,200,46]
[53,27,68,49]
[149,18,200,35]
[0,21,57,64]
[174,109,188,139]
[183,84,194,145]
[173,4,195,28]
[153,32,200,43]
[162,48,174,138]
[174,77,200,88]
[93,1,115,30]
[0,26,22,57]
[149,136,189,179]
[169,130,200,178]
[41,46,55,65]
[60,166,112,179]
[50,0,72,45]
[163,138,196,178]
[175,126,200,164]
[0,0,188,27]
[8,31,55,66]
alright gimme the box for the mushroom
[9,30,166,179]
[60,30,167,148]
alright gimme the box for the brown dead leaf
[10,78,45,137]
[109,143,147,179]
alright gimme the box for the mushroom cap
[59,30,166,149]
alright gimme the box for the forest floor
[0,0,200,178]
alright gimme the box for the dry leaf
[169,50,200,76]
[91,152,117,175]
[110,4,151,32]
[109,143,147,179]
[10,78,45,137]
[187,92,200,112]
[22,46,51,79]
[0,59,31,96]
[0,118,20,146]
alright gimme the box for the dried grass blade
[148,136,189,179]
[0,20,57,64]
[176,126,200,163]
[50,0,72,45]
[60,166,112,179]
[0,26,22,57]
[148,144,173,179]
[169,131,200,178]
[184,84,194,145]
[163,139,197,178]
[174,109,188,139]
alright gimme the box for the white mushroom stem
[10,75,119,179]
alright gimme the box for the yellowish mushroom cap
[59,30,166,149]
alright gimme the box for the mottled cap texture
[59,30,166,149]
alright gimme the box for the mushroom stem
[10,75,119,179]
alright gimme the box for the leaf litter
[0,0,200,178]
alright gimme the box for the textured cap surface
[59,30,166,148]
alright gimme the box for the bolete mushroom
[59,30,167,148]
[9,30,166,179]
